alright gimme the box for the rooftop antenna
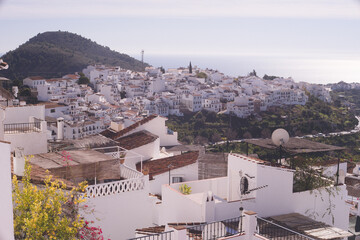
[271,128,289,165]
[141,50,144,69]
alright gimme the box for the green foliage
[248,69,257,77]
[331,89,360,115]
[167,96,356,144]
[77,72,90,85]
[0,31,149,81]
[263,74,279,80]
[179,184,192,195]
[196,72,207,79]
[12,156,88,239]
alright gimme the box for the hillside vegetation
[0,31,148,80]
[166,95,357,144]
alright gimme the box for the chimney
[12,86,18,98]
[110,117,124,132]
[13,148,25,176]
[57,117,64,141]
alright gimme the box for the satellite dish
[271,128,289,146]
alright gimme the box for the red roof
[116,130,158,150]
[136,151,199,179]
[28,76,44,80]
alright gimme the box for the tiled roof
[100,114,158,140]
[116,130,158,150]
[135,226,165,234]
[27,76,44,80]
[39,102,66,109]
[136,151,199,179]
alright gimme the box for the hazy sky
[1,0,360,83]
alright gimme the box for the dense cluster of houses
[17,64,333,141]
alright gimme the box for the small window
[172,177,182,183]
[50,109,55,113]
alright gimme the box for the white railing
[85,177,146,198]
[120,164,143,179]
[93,145,145,172]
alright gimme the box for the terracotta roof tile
[100,114,158,140]
[116,130,158,150]
[136,151,199,179]
[28,76,44,80]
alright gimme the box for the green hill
[166,94,357,144]
[0,31,148,80]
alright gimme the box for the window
[50,109,55,113]
[172,177,183,183]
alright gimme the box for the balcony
[4,122,41,134]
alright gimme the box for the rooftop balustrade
[85,176,146,198]
[186,216,244,240]
[4,122,41,134]
[257,217,315,240]
[128,231,173,240]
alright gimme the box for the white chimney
[13,148,25,176]
[12,86,18,98]
[57,117,64,141]
[110,117,124,132]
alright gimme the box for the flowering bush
[12,156,106,240]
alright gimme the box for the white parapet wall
[292,184,350,230]
[4,130,48,155]
[81,175,157,239]
[0,140,14,240]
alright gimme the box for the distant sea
[134,53,360,85]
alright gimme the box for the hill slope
[166,94,357,144]
[0,31,148,80]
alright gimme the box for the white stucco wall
[321,162,347,184]
[159,184,204,225]
[81,178,157,239]
[250,164,294,217]
[0,141,15,240]
[124,138,161,169]
[149,162,198,196]
[158,154,349,231]
[292,185,349,230]
[3,105,45,123]
[124,116,179,147]
[45,106,68,118]
[4,131,48,154]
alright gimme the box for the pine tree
[189,61,193,74]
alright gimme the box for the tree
[12,156,104,240]
[120,90,126,99]
[211,133,222,143]
[196,72,207,79]
[249,69,257,77]
[263,74,279,80]
[243,131,252,139]
[189,61,192,74]
[77,72,90,85]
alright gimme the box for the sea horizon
[132,53,360,85]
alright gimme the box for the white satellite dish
[271,128,289,146]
